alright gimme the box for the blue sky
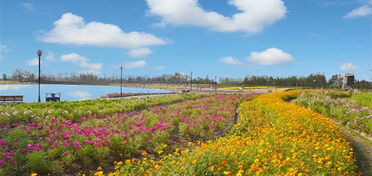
[0,0,371,80]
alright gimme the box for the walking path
[335,123,372,175]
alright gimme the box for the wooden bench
[0,96,24,104]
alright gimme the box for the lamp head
[37,50,42,56]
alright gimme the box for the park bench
[0,95,24,104]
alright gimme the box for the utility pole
[120,66,123,97]
[37,50,42,102]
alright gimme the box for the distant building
[333,75,343,88]
[342,73,355,90]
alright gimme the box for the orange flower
[155,165,161,171]
[221,160,229,166]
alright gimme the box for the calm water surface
[0,84,169,102]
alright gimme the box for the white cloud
[152,66,165,70]
[220,56,241,65]
[22,3,34,10]
[125,60,147,69]
[40,13,167,52]
[248,48,294,66]
[0,84,30,91]
[340,62,358,72]
[344,5,372,19]
[27,57,42,66]
[0,43,9,53]
[46,52,56,62]
[68,91,92,100]
[146,0,287,33]
[60,53,102,74]
[128,48,153,58]
[0,43,10,61]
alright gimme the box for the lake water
[0,84,170,102]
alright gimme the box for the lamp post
[215,75,217,92]
[190,72,193,91]
[120,66,123,97]
[37,49,42,102]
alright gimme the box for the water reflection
[0,84,31,91]
[68,91,92,100]
[0,84,169,102]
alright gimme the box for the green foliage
[350,93,372,108]
[325,90,352,99]
[26,151,49,174]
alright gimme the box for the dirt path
[335,124,372,175]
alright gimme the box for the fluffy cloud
[0,43,9,61]
[146,0,287,33]
[46,52,56,62]
[22,3,34,10]
[344,1,372,19]
[40,13,167,50]
[220,56,241,65]
[152,66,165,70]
[248,48,294,66]
[0,43,9,53]
[60,53,102,74]
[27,57,41,66]
[344,5,372,19]
[340,62,358,72]
[128,48,153,58]
[125,60,147,69]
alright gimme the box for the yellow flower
[30,173,38,176]
[224,171,232,175]
[155,165,161,171]
[94,171,104,176]
[188,141,193,146]
[117,161,123,165]
[158,150,164,155]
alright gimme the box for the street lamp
[120,66,123,97]
[37,49,42,102]
[190,72,193,91]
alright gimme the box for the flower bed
[101,92,175,98]
[295,91,372,136]
[113,91,357,175]
[0,93,204,125]
[0,94,256,175]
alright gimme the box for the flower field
[101,93,174,99]
[295,91,372,136]
[113,91,358,175]
[218,86,277,90]
[0,93,204,125]
[0,94,256,175]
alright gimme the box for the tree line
[1,68,371,89]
